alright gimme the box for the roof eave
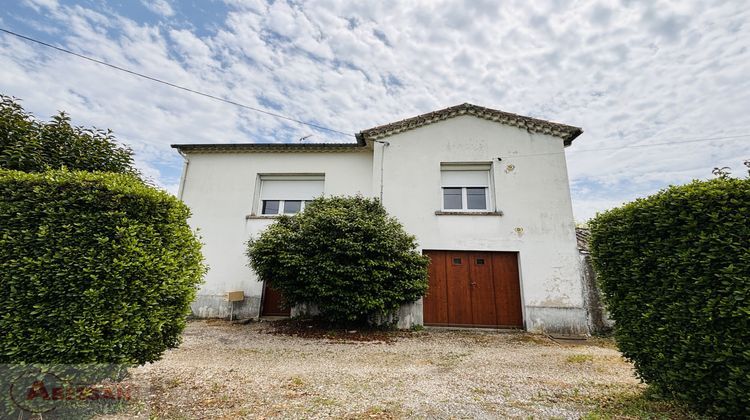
[170,142,367,153]
[564,128,584,147]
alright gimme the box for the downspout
[374,140,390,202]
[177,149,190,200]
[356,132,389,203]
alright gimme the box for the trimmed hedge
[247,196,429,324]
[0,169,205,365]
[589,178,750,417]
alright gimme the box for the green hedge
[589,178,750,417]
[0,169,205,365]
[247,196,429,324]
[0,94,137,174]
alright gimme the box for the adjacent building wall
[580,252,614,334]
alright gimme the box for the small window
[440,164,491,211]
[262,200,280,215]
[262,200,307,215]
[466,187,487,210]
[443,187,463,210]
[283,200,302,214]
[452,257,462,265]
[476,258,485,265]
[258,176,323,215]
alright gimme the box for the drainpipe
[177,149,190,200]
[373,140,390,202]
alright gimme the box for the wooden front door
[261,282,290,316]
[423,250,523,328]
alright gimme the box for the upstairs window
[259,175,324,215]
[441,163,491,211]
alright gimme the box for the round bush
[589,178,749,417]
[247,196,429,324]
[0,169,205,365]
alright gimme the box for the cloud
[0,0,748,221]
[141,0,174,17]
[588,3,613,26]
[21,0,58,12]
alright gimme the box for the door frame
[422,249,526,329]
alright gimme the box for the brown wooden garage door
[423,251,523,328]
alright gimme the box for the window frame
[254,174,324,217]
[440,164,493,212]
[261,199,309,215]
[441,186,491,211]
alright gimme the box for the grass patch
[567,354,594,364]
[427,351,470,368]
[510,333,554,346]
[582,387,706,420]
[586,336,618,349]
[285,376,305,391]
[346,404,404,419]
[471,386,491,395]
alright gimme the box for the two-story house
[173,103,587,334]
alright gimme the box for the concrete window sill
[246,214,281,219]
[435,210,503,216]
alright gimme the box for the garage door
[423,251,523,328]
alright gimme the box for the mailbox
[226,291,244,302]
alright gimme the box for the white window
[440,164,491,211]
[259,175,324,215]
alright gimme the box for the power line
[500,134,750,159]
[574,134,750,152]
[0,27,355,137]
[3,28,749,153]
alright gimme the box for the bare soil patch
[262,317,419,343]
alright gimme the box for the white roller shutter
[260,179,324,200]
[441,170,489,187]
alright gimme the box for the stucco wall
[178,115,586,334]
[373,115,586,334]
[180,150,373,318]
[580,252,615,334]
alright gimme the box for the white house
[173,103,587,334]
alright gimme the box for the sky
[1,0,748,221]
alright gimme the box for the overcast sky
[1,0,748,220]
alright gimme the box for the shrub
[589,178,750,417]
[0,169,205,365]
[0,95,136,174]
[247,196,429,324]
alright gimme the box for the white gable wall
[373,115,585,333]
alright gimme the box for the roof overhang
[171,140,366,153]
[356,103,583,146]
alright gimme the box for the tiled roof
[173,103,582,153]
[356,103,583,145]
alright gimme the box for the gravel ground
[121,320,640,419]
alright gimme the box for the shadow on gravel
[261,318,426,343]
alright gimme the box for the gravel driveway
[125,320,640,419]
